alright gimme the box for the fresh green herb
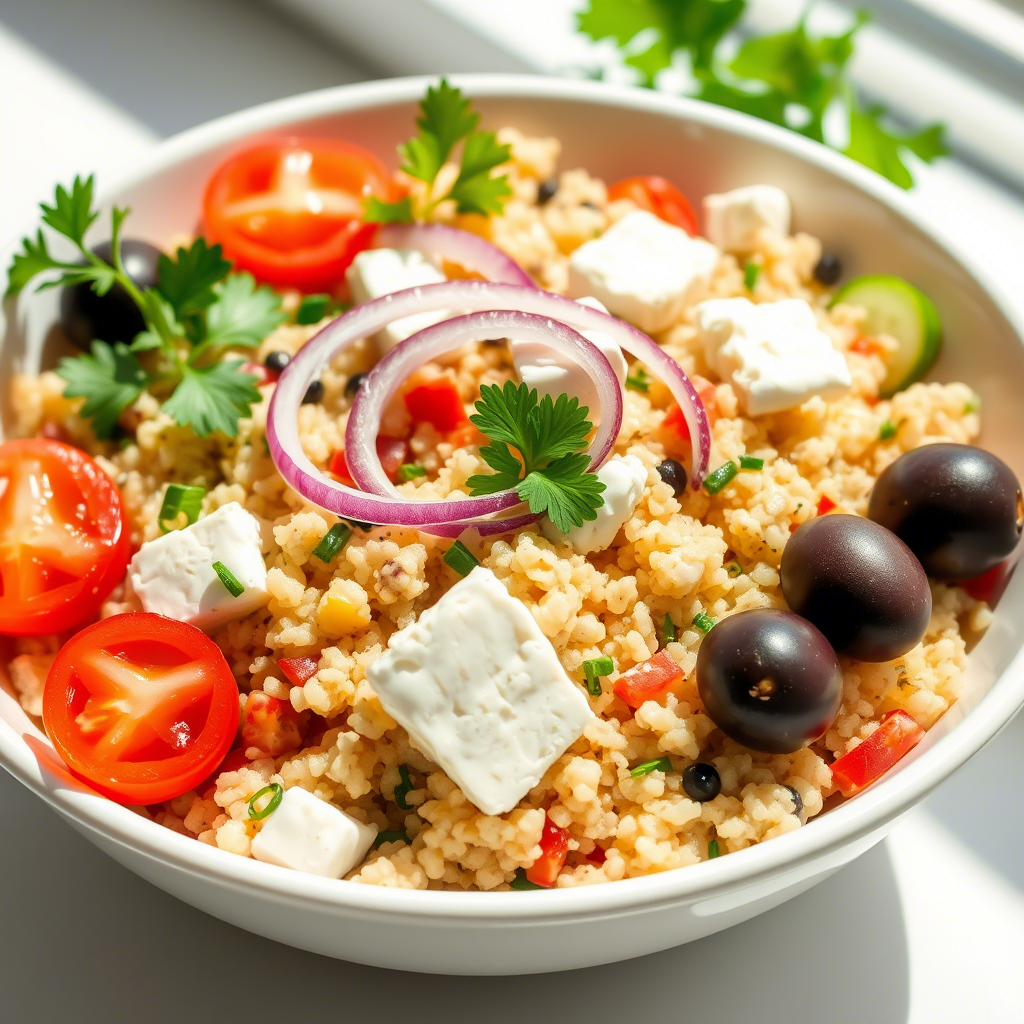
[509,868,545,890]
[707,838,721,859]
[295,293,332,325]
[248,783,284,820]
[964,393,981,415]
[693,611,716,633]
[393,765,415,810]
[158,483,205,533]
[743,261,761,291]
[397,463,427,481]
[365,79,512,223]
[312,522,352,564]
[739,455,764,471]
[583,655,614,696]
[703,461,738,495]
[575,2,945,189]
[625,367,651,393]
[7,176,285,439]
[879,419,898,441]
[630,755,673,778]
[372,830,409,849]
[467,381,606,535]
[726,561,744,577]
[443,540,479,576]
[661,613,677,645]
[212,560,245,598]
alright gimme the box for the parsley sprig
[7,175,285,438]
[365,80,512,223]
[576,1,946,189]
[466,382,606,534]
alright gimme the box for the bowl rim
[3,72,1024,921]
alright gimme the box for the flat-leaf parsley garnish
[6,175,286,439]
[466,381,606,534]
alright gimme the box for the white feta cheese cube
[128,501,269,631]
[511,296,627,417]
[251,787,376,879]
[567,211,719,334]
[346,247,448,353]
[366,566,593,816]
[702,185,791,253]
[541,454,647,555]
[695,297,852,417]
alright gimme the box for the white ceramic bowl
[2,75,1023,976]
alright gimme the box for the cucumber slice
[830,275,942,397]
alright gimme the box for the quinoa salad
[4,82,1020,892]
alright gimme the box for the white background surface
[0,3,1022,1021]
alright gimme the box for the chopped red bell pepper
[960,558,1014,605]
[240,360,274,387]
[662,375,718,442]
[816,495,837,516]
[830,710,924,797]
[278,655,319,686]
[329,435,408,487]
[403,378,468,433]
[849,336,884,356]
[613,649,684,710]
[525,817,570,888]
[584,845,607,865]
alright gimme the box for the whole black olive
[264,350,291,374]
[696,609,843,754]
[344,373,367,399]
[59,239,162,349]
[781,514,932,662]
[868,444,1023,579]
[656,458,688,497]
[813,252,842,286]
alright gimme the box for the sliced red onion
[375,223,534,287]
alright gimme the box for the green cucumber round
[829,274,942,397]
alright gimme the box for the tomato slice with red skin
[42,613,239,805]
[613,649,684,710]
[607,175,699,234]
[525,817,570,888]
[278,655,319,686]
[329,435,408,487]
[404,379,469,434]
[0,439,130,637]
[202,137,397,292]
[240,691,304,757]
[830,710,925,797]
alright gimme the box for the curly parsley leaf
[470,382,539,463]
[465,442,524,495]
[400,78,479,182]
[203,273,286,350]
[364,195,415,224]
[40,175,100,246]
[449,131,513,215]
[6,231,59,296]
[157,239,232,319]
[845,107,947,190]
[161,360,262,438]
[518,452,607,530]
[56,341,152,438]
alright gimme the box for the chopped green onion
[372,829,409,849]
[661,613,677,645]
[158,483,205,533]
[879,419,898,440]
[625,367,651,393]
[248,783,283,820]
[443,540,479,576]
[964,393,981,414]
[743,261,761,291]
[707,839,720,859]
[693,611,716,633]
[397,463,427,481]
[583,655,614,696]
[630,755,673,778]
[509,868,544,890]
[260,436,270,456]
[726,561,744,577]
[212,560,245,598]
[739,455,764,471]
[295,293,332,325]
[703,461,738,495]
[393,764,414,810]
[312,522,352,564]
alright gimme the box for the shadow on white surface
[0,766,911,1024]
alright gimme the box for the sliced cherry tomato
[525,817,570,888]
[329,435,408,487]
[42,613,239,804]
[960,558,1015,605]
[403,378,469,434]
[607,175,699,234]
[830,710,924,797]
[202,137,397,292]
[278,655,319,686]
[241,691,303,757]
[662,375,718,443]
[0,439,130,637]
[613,649,684,710]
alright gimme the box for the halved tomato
[43,613,240,804]
[0,439,130,636]
[607,175,699,234]
[202,137,397,291]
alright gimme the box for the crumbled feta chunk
[346,247,448,352]
[511,295,626,416]
[703,185,791,252]
[128,501,269,631]
[366,566,593,816]
[567,211,719,334]
[541,454,647,554]
[251,787,376,878]
[695,297,852,416]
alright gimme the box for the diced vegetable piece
[613,649,683,709]
[743,261,761,291]
[630,755,673,778]
[606,175,698,234]
[830,710,924,796]
[816,495,837,516]
[524,817,570,888]
[703,461,738,495]
[397,463,427,481]
[278,655,319,686]
[661,613,677,645]
[662,375,718,441]
[879,419,897,440]
[739,455,764,471]
[443,540,479,576]
[707,839,720,859]
[393,764,414,810]
[295,293,332,325]
[212,560,245,597]
[248,783,284,819]
[241,691,304,757]
[960,559,1014,605]
[312,522,352,564]
[692,611,716,633]
[509,869,544,890]
[372,830,409,849]
[582,655,614,696]
[404,378,468,433]
[158,483,206,532]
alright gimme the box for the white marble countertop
[0,3,1021,1020]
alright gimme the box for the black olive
[344,373,367,398]
[264,350,291,374]
[59,239,162,349]
[696,609,843,754]
[682,763,721,802]
[868,444,1023,580]
[813,252,842,286]
[781,514,931,662]
[537,178,559,205]
[656,459,688,497]
[302,380,325,405]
